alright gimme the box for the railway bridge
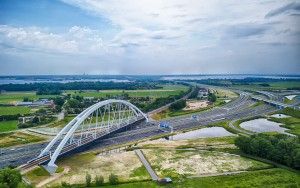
[19,99,148,174]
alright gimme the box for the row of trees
[86,173,118,186]
[0,81,160,92]
[188,87,200,99]
[235,134,300,169]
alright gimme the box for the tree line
[0,81,161,92]
[235,134,299,169]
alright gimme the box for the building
[16,99,54,107]
[198,88,209,98]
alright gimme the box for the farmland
[0,106,31,115]
[0,120,18,132]
[65,84,189,99]
[0,91,57,104]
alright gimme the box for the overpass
[19,99,148,174]
[251,95,295,109]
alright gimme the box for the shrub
[109,173,119,185]
[86,173,91,187]
[0,167,22,188]
[169,99,186,111]
[95,175,104,186]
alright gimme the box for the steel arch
[39,99,148,174]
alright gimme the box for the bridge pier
[43,163,58,175]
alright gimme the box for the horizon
[1,73,300,76]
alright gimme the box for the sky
[0,0,299,75]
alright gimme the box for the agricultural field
[0,106,31,115]
[65,84,189,99]
[0,120,18,132]
[232,80,300,91]
[0,91,57,104]
[0,131,45,147]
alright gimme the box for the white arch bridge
[22,99,148,174]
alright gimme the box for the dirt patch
[51,151,150,186]
[143,149,270,177]
[183,100,209,111]
[138,137,236,149]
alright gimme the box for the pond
[270,114,291,118]
[239,118,292,135]
[172,127,235,140]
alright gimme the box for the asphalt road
[0,92,276,169]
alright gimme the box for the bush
[208,92,217,102]
[109,173,119,185]
[85,173,91,187]
[0,167,22,188]
[95,175,104,186]
[169,99,186,111]
[61,181,71,188]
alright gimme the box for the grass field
[152,98,225,120]
[47,115,76,128]
[0,131,45,147]
[269,116,300,136]
[25,166,51,185]
[0,85,188,104]
[214,89,238,99]
[65,84,188,99]
[0,91,58,104]
[232,81,300,91]
[80,168,299,188]
[0,106,31,115]
[0,120,18,132]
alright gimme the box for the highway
[0,90,276,169]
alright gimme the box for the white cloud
[60,0,299,49]
[0,25,104,55]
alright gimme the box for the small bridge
[19,99,148,174]
[251,96,295,109]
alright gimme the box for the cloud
[225,23,270,38]
[265,2,300,18]
[1,0,299,74]
[0,25,104,55]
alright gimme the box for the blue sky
[0,0,299,75]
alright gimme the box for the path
[228,120,252,135]
[135,149,159,181]
[36,166,70,188]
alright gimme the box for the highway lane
[0,93,275,169]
